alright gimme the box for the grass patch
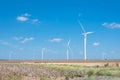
[96,70,112,76]
[87,70,95,77]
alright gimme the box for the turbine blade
[68,40,70,45]
[67,40,70,46]
[78,20,86,33]
[86,32,93,35]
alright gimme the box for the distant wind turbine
[78,21,93,60]
[102,52,107,60]
[9,51,13,60]
[67,40,70,60]
[41,48,45,60]
[9,52,11,60]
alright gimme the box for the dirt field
[0,60,120,80]
[0,60,120,67]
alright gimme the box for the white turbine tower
[78,21,93,60]
[67,40,70,60]
[9,52,11,60]
[41,48,45,60]
[9,51,13,60]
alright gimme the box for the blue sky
[0,0,120,60]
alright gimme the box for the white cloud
[17,16,28,22]
[17,13,40,24]
[21,37,34,43]
[13,36,35,43]
[0,40,10,46]
[102,22,120,29]
[93,42,100,46]
[49,38,63,42]
[31,19,41,24]
[0,40,25,51]
[24,13,31,17]
[0,40,15,47]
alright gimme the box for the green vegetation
[87,76,94,80]
[96,70,112,76]
[0,63,120,80]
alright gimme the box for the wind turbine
[9,51,13,60]
[9,52,11,60]
[78,21,93,60]
[67,40,70,60]
[41,48,45,60]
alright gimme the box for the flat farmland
[0,60,120,66]
[0,60,120,80]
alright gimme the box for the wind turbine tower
[41,48,45,60]
[78,21,93,60]
[9,52,11,60]
[9,51,13,60]
[67,40,70,60]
